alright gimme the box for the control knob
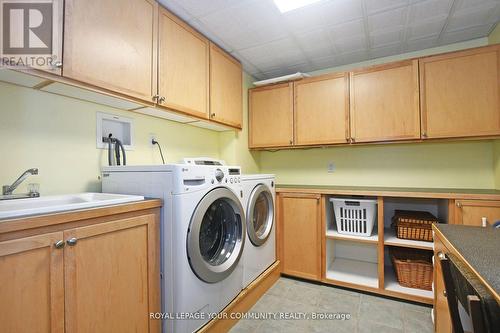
[215,169,224,182]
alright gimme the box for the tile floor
[229,277,433,333]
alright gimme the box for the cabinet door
[279,193,321,280]
[350,60,420,143]
[0,232,64,333]
[294,74,350,145]
[64,213,160,333]
[455,200,500,226]
[158,8,209,119]
[249,83,294,148]
[63,0,157,102]
[209,43,243,128]
[420,45,500,139]
[434,236,452,333]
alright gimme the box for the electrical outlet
[148,133,157,147]
[327,161,335,173]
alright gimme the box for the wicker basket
[391,210,438,242]
[390,247,433,290]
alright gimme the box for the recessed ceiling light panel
[273,0,323,13]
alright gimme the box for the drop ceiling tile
[368,7,408,33]
[311,55,340,69]
[454,0,500,11]
[333,35,367,53]
[407,16,446,40]
[369,44,403,59]
[327,19,365,40]
[370,29,404,48]
[440,24,495,44]
[406,36,439,51]
[409,0,453,23]
[224,22,288,51]
[366,0,410,15]
[447,3,499,32]
[296,29,335,57]
[282,3,329,34]
[338,50,370,64]
[321,0,364,26]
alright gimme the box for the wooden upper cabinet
[158,8,209,119]
[279,193,322,281]
[454,200,500,226]
[0,232,64,333]
[209,43,243,128]
[63,0,157,103]
[64,214,160,333]
[349,60,421,143]
[294,74,350,145]
[249,83,294,148]
[420,45,500,139]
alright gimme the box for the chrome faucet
[2,168,39,196]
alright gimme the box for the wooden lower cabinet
[0,211,160,333]
[0,232,65,333]
[434,233,452,333]
[279,193,321,280]
[454,200,500,226]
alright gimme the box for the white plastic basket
[329,198,377,237]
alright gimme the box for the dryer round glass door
[187,187,246,283]
[247,184,274,247]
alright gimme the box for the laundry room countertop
[0,198,162,238]
[433,224,500,303]
[275,184,500,200]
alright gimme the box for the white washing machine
[102,163,245,333]
[241,174,276,288]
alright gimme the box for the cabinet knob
[66,237,78,246]
[54,240,65,249]
[456,201,462,208]
[422,132,428,138]
[289,139,293,145]
[152,95,160,102]
[158,96,166,104]
[351,137,356,143]
[211,113,216,118]
[443,290,447,298]
[437,252,446,260]
[53,61,63,69]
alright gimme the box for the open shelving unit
[384,266,433,299]
[384,228,433,250]
[322,195,449,304]
[326,258,379,288]
[326,228,378,244]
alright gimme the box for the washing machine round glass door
[246,184,274,247]
[187,187,246,283]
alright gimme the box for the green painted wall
[219,72,260,173]
[256,37,498,189]
[489,23,500,44]
[0,82,220,195]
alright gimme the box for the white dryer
[102,163,245,333]
[241,174,276,288]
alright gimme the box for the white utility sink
[0,193,145,219]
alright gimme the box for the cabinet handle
[456,201,462,208]
[66,237,78,246]
[54,240,65,249]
